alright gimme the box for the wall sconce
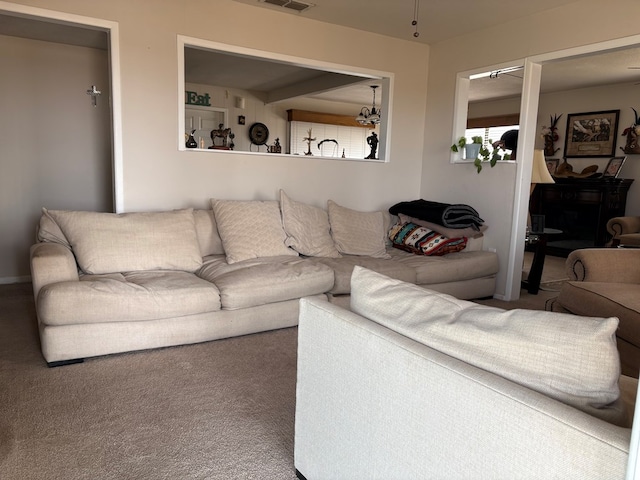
[235,96,245,109]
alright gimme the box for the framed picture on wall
[603,156,627,178]
[545,158,559,175]
[563,110,620,158]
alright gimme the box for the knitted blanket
[389,199,484,230]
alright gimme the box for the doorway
[0,5,121,283]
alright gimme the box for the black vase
[186,130,198,148]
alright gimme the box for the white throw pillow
[45,208,203,274]
[349,266,625,425]
[193,209,224,256]
[327,200,390,258]
[211,199,298,264]
[280,190,341,258]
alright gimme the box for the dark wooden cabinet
[529,178,634,256]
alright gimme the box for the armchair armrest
[30,243,79,301]
[607,216,640,238]
[566,248,640,283]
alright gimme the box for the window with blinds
[289,121,372,159]
[466,114,519,158]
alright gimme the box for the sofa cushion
[388,221,467,256]
[44,209,203,274]
[211,199,298,264]
[37,208,72,249]
[327,200,389,258]
[387,248,499,285]
[350,267,625,425]
[279,190,341,258]
[310,255,416,295]
[38,271,220,325]
[193,209,225,256]
[558,281,640,348]
[197,255,334,310]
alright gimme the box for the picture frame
[545,158,559,175]
[563,109,619,158]
[603,156,626,178]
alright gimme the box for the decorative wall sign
[185,90,211,106]
[563,110,619,158]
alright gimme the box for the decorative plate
[249,122,269,145]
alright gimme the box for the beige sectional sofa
[30,191,498,366]
[295,267,638,479]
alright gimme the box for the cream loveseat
[295,267,638,480]
[30,191,498,366]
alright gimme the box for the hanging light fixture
[356,85,381,125]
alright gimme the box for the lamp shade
[531,149,555,184]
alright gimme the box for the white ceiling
[2,2,640,106]
[232,0,582,46]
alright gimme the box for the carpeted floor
[475,252,567,311]
[0,253,568,479]
[0,283,299,480]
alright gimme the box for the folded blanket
[389,199,484,230]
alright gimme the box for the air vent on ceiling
[260,0,315,13]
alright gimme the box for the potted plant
[451,135,483,160]
[452,135,509,172]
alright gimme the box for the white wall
[0,34,112,282]
[424,0,640,298]
[2,0,428,215]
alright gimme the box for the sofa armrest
[566,248,640,283]
[607,216,640,238]
[295,297,630,480]
[30,243,79,301]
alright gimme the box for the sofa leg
[295,469,308,480]
[47,358,84,368]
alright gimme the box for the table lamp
[529,149,555,233]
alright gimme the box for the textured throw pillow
[193,209,224,256]
[327,200,390,259]
[211,199,298,264]
[44,208,203,274]
[279,190,341,258]
[388,221,467,256]
[349,267,626,426]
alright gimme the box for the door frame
[0,1,123,212]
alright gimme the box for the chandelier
[355,85,381,125]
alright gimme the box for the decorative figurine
[185,129,198,148]
[268,138,282,154]
[209,124,233,150]
[621,108,640,154]
[541,113,562,157]
[366,131,378,159]
[303,129,316,156]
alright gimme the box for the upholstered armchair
[547,248,640,377]
[607,216,640,246]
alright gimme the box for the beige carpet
[476,252,567,311]
[0,283,299,480]
[0,254,568,479]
